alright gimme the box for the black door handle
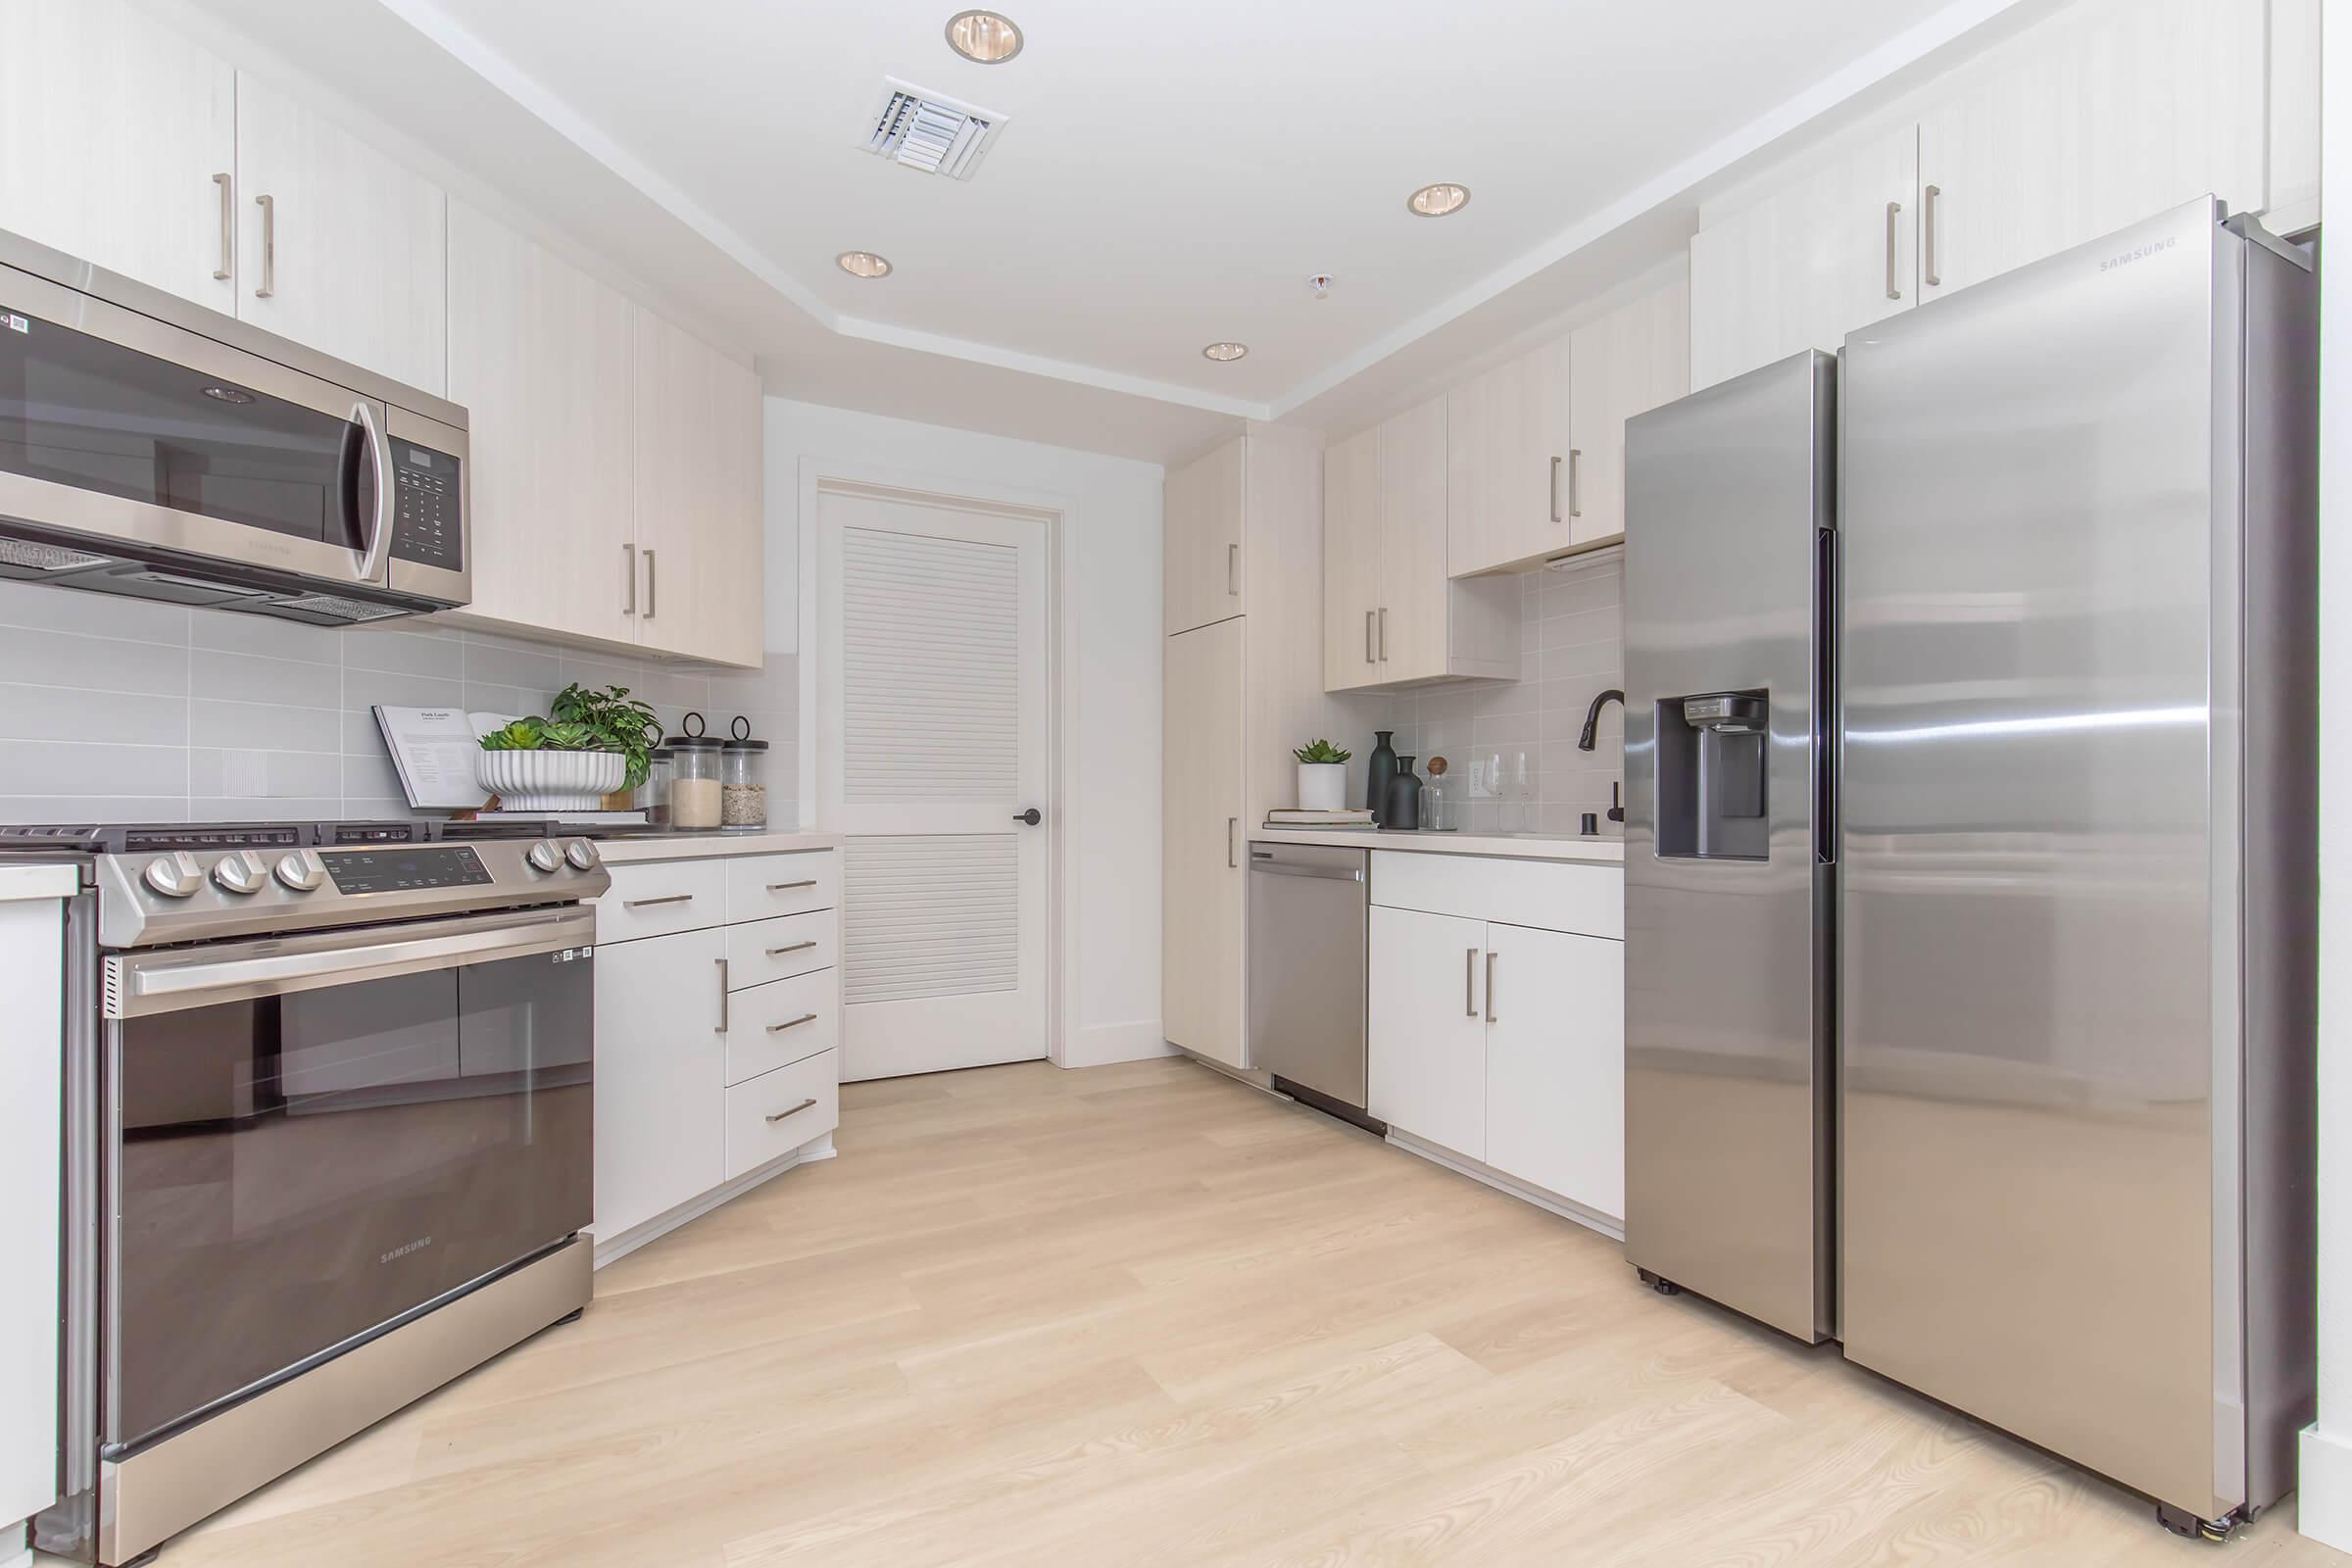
[1013,808,1042,826]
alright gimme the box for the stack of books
[1264,808,1376,829]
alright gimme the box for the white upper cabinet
[1322,426,1382,692]
[1915,0,2266,300]
[234,75,448,394]
[631,309,766,668]
[1564,272,1690,551]
[1164,436,1248,635]
[447,203,638,648]
[1690,125,1919,391]
[0,0,238,312]
[1446,338,1571,577]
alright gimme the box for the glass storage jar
[640,746,674,826]
[721,719,768,830]
[667,736,723,831]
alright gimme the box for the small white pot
[476,750,627,811]
[1297,762,1348,812]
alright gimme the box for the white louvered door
[815,489,1050,1081]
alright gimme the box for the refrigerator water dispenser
[1653,691,1768,860]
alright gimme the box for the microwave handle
[350,400,393,585]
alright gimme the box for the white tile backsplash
[0,582,800,825]
[1385,553,1625,837]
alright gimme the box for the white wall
[2301,15,2352,1552]
[763,398,1170,1070]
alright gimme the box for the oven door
[100,906,593,1451]
[0,259,393,595]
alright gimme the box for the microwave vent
[0,537,109,573]
[269,593,410,624]
[863,78,1006,179]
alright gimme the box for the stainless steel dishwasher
[1246,841,1378,1130]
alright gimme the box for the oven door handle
[104,906,595,1017]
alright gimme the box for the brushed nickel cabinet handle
[765,1012,818,1035]
[212,173,232,280]
[1924,184,1941,288]
[622,543,636,614]
[1365,610,1376,664]
[765,940,817,957]
[643,548,657,618]
[1567,449,1583,518]
[1550,455,1562,523]
[716,958,730,1034]
[1886,200,1903,300]
[1227,542,1239,597]
[1465,948,1478,1017]
[1227,817,1239,869]
[253,193,274,298]
[623,893,693,909]
[765,879,817,892]
[1486,952,1498,1023]
[764,1098,818,1124]
[1379,608,1389,662]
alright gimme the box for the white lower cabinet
[1367,854,1626,1230]
[593,928,727,1242]
[1368,906,1490,1158]
[593,847,842,1262]
[1482,922,1625,1223]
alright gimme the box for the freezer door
[1622,349,1835,1344]
[1838,199,2240,1519]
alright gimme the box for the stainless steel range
[18,820,607,1566]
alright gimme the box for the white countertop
[1251,827,1624,864]
[595,829,845,864]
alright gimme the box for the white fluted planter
[476,751,626,811]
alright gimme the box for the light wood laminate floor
[162,1056,2346,1567]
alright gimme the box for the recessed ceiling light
[1202,342,1248,363]
[1406,182,1471,218]
[946,10,1023,64]
[836,251,893,278]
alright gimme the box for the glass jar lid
[724,715,766,751]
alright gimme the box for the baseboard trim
[1060,1019,1177,1069]
[2299,1422,2352,1549]
[592,1134,836,1269]
[1386,1129,1626,1244]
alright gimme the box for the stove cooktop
[0,817,649,855]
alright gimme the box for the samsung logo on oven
[2100,236,2177,271]
[380,1236,433,1264]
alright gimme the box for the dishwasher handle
[1246,858,1363,883]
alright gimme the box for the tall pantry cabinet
[1163,428,1370,1069]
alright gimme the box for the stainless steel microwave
[0,227,467,625]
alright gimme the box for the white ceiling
[165,0,2041,461]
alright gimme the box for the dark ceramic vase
[1366,731,1398,826]
[1385,755,1423,831]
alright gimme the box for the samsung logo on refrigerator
[379,1236,433,1264]
[2099,236,2178,271]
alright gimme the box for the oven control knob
[212,850,269,895]
[564,839,600,871]
[274,850,325,892]
[525,839,563,874]
[142,852,203,899]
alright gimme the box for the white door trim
[798,460,1077,1068]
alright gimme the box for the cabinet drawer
[595,858,728,942]
[724,1050,839,1180]
[724,909,837,989]
[1371,852,1622,940]
[724,967,839,1087]
[725,851,839,922]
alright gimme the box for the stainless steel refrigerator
[1624,197,2318,1535]
[1621,349,1837,1348]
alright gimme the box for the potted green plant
[476,683,661,810]
[1292,738,1353,811]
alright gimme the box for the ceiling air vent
[863,78,1007,179]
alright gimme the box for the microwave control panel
[323,846,493,896]
[389,442,464,570]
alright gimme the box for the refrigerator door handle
[1815,525,1838,866]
